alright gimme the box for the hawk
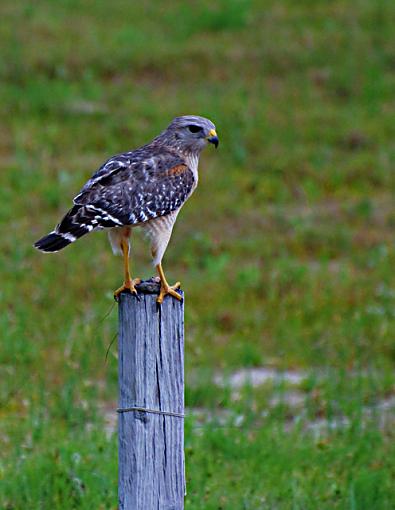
[34,115,219,303]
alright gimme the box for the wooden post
[117,280,185,510]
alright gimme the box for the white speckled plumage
[34,115,218,272]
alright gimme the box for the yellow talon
[114,236,141,300]
[114,278,142,299]
[156,262,182,304]
[157,282,181,304]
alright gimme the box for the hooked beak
[206,128,219,148]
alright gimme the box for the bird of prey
[34,115,219,303]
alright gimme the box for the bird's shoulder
[73,145,192,205]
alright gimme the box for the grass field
[1,0,395,508]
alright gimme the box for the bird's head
[162,115,219,154]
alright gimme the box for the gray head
[156,115,219,154]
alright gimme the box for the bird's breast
[185,153,199,193]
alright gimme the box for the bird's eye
[187,125,202,133]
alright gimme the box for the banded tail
[34,203,125,253]
[34,231,75,252]
[34,205,100,253]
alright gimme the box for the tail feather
[34,231,74,252]
[34,205,94,253]
[34,202,123,253]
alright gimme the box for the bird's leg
[114,237,141,299]
[156,263,181,304]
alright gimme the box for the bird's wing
[74,153,134,197]
[71,149,196,228]
[34,148,196,253]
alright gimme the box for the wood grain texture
[118,287,185,510]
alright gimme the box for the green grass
[1,0,395,508]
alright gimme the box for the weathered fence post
[117,281,185,510]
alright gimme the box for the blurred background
[1,1,395,508]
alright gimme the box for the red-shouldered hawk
[34,115,219,303]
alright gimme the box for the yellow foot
[157,282,182,304]
[114,278,142,300]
